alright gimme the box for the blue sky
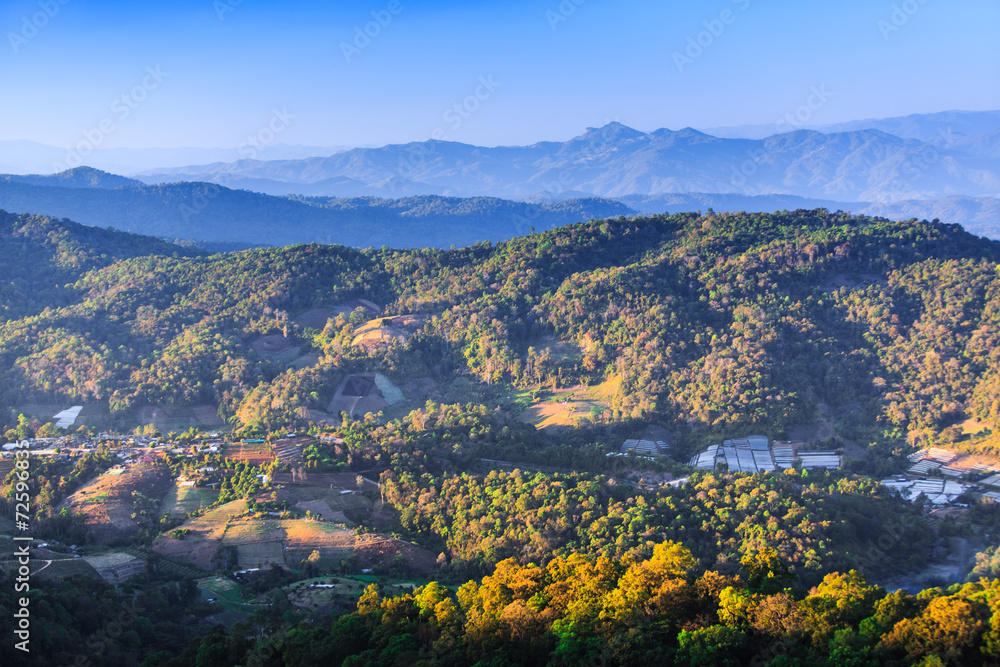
[2,0,998,149]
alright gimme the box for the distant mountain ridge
[2,167,998,246]
[0,170,636,248]
[0,140,354,176]
[134,116,1000,203]
[700,110,1000,142]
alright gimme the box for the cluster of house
[689,435,843,473]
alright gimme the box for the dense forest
[1,207,998,448]
[5,541,1000,666]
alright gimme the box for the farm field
[282,520,356,567]
[198,576,269,617]
[159,484,220,518]
[58,461,173,541]
[350,314,428,350]
[153,493,435,574]
[152,499,248,570]
[224,439,274,465]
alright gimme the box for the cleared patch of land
[160,484,220,518]
[961,418,992,436]
[282,576,413,611]
[153,482,435,574]
[152,499,248,570]
[519,376,619,430]
[329,373,404,418]
[283,521,357,567]
[224,440,274,465]
[58,461,173,541]
[351,314,428,350]
[293,307,334,330]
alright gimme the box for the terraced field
[236,541,286,568]
[224,440,274,465]
[152,499,248,569]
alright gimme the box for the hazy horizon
[3,0,998,151]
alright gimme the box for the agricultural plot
[329,373,404,418]
[152,499,248,570]
[283,520,356,567]
[198,576,268,616]
[293,307,334,330]
[350,314,429,351]
[32,558,100,581]
[84,552,145,583]
[518,377,619,430]
[289,352,321,369]
[272,435,312,465]
[200,576,241,600]
[159,484,219,518]
[237,541,286,568]
[154,493,426,574]
[58,461,173,541]
[270,476,373,525]
[221,518,285,545]
[224,440,274,465]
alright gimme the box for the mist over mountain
[0,171,634,248]
[699,109,1000,142]
[0,140,354,176]
[3,165,999,247]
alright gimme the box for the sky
[1,0,998,149]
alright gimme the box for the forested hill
[1,207,998,456]
[0,210,203,321]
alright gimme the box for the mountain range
[1,111,998,247]
[132,114,1000,204]
[2,166,999,248]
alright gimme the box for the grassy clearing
[961,418,992,436]
[160,484,220,518]
[518,376,619,429]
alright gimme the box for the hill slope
[1,208,997,453]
